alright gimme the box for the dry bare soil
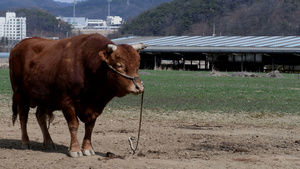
[1,109,300,169]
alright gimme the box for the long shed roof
[112,36,300,53]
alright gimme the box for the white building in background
[0,12,26,40]
[57,16,123,29]
[106,16,123,26]
[87,19,107,29]
[57,16,88,29]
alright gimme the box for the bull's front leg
[82,121,96,156]
[61,99,82,158]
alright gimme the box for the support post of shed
[241,54,244,72]
[272,56,274,71]
[154,55,157,70]
[183,54,186,70]
[205,56,208,70]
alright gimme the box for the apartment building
[0,12,26,40]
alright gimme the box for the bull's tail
[10,48,23,126]
[12,95,18,126]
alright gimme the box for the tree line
[120,0,300,36]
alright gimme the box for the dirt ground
[0,58,9,69]
[0,108,300,169]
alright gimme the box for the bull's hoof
[69,151,83,158]
[83,149,95,156]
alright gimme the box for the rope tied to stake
[128,91,144,155]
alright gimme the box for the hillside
[2,0,299,37]
[121,0,300,36]
[0,0,61,11]
[50,0,173,20]
[0,0,172,20]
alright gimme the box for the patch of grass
[1,69,300,115]
[0,69,11,95]
[0,69,11,103]
[108,70,300,114]
[0,69,12,114]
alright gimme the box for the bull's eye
[116,62,122,69]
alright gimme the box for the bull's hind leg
[17,100,30,149]
[82,121,96,156]
[36,106,56,150]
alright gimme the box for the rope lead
[128,92,144,155]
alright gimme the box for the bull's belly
[24,87,62,110]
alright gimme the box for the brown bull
[9,34,147,157]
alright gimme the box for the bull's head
[99,43,147,97]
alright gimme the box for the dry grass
[0,58,9,69]
[210,69,230,77]
[231,72,260,77]
[210,69,285,78]
[266,70,284,78]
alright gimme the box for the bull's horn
[132,43,148,51]
[107,44,117,52]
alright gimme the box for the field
[1,69,300,168]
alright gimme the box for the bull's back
[9,34,109,108]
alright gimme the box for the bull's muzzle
[107,64,144,94]
[132,77,144,94]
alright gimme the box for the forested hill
[51,0,173,20]
[0,0,172,20]
[0,0,60,11]
[121,0,300,36]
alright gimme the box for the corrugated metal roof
[112,36,300,53]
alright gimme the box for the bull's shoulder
[81,34,114,53]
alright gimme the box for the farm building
[112,36,300,73]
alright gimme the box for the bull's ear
[132,43,148,52]
[98,50,109,63]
